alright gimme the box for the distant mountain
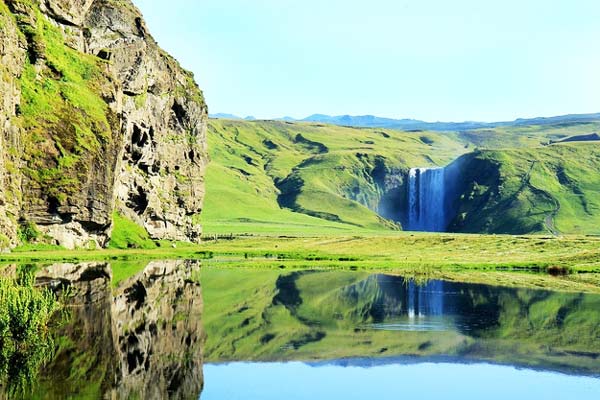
[210,113,243,120]
[209,113,256,121]
[275,116,297,122]
[300,113,600,132]
[302,114,417,129]
[211,112,600,132]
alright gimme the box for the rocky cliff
[0,0,208,249]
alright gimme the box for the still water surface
[0,262,599,399]
[204,361,600,400]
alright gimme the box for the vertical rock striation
[0,0,208,248]
[81,1,208,242]
[0,3,25,248]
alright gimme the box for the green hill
[449,143,600,235]
[203,119,466,234]
[203,118,600,235]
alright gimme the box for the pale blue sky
[134,0,600,122]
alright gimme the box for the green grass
[460,121,600,149]
[4,232,600,293]
[197,233,600,274]
[203,119,468,234]
[0,268,60,395]
[451,143,600,235]
[205,118,600,236]
[109,212,157,250]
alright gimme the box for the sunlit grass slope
[203,119,467,234]
[204,118,600,236]
[460,121,600,149]
[451,142,600,235]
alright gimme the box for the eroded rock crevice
[0,0,208,248]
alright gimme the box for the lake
[1,261,599,399]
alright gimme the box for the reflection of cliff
[34,262,118,399]
[111,261,204,400]
[30,260,203,400]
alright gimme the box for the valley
[204,117,600,236]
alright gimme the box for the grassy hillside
[204,118,600,235]
[450,143,600,235]
[458,121,600,149]
[203,119,467,234]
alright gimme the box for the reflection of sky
[202,362,600,400]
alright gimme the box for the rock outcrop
[0,3,25,249]
[0,0,208,248]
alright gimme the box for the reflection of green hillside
[201,268,600,375]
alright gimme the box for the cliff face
[0,2,25,248]
[0,0,208,249]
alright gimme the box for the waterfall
[407,167,447,232]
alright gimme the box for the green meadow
[202,119,467,234]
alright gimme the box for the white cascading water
[407,167,446,232]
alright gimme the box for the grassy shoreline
[2,231,600,293]
[2,232,599,270]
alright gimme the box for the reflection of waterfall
[406,280,444,318]
[407,167,447,232]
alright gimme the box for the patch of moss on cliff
[109,213,156,250]
[15,4,115,203]
[176,73,206,106]
[0,1,11,29]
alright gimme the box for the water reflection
[203,361,600,400]
[202,270,600,377]
[0,260,204,399]
[362,275,501,333]
[2,265,599,398]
